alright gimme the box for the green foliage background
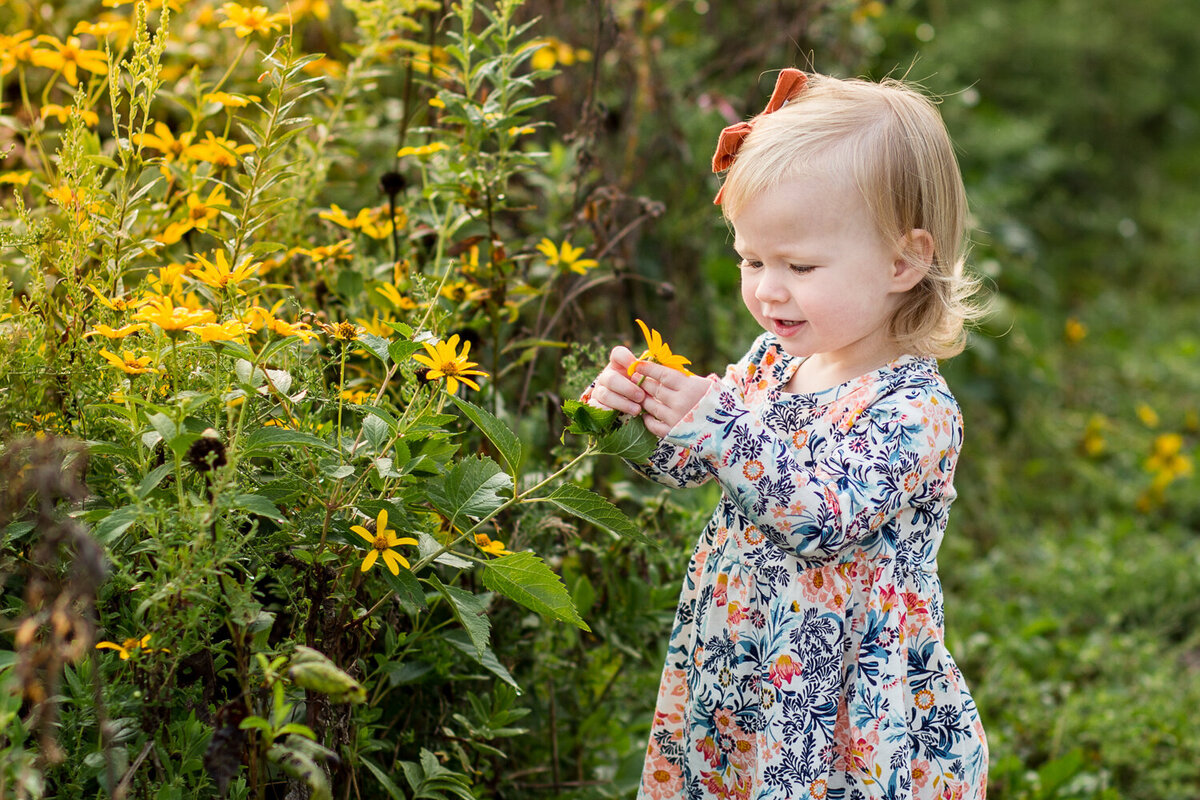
[2,0,1198,798]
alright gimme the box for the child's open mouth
[771,319,805,336]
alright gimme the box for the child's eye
[738,259,763,269]
[789,264,815,275]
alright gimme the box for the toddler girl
[585,69,988,799]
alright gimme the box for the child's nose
[754,270,789,303]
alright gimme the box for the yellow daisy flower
[537,237,599,275]
[474,532,512,557]
[98,348,157,375]
[183,131,255,168]
[84,322,148,339]
[189,250,262,292]
[95,633,166,660]
[350,509,419,576]
[158,185,229,245]
[187,320,249,343]
[627,318,693,376]
[412,334,488,393]
[30,35,108,87]
[133,295,217,336]
[218,2,288,38]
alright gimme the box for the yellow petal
[361,549,379,572]
[351,525,373,544]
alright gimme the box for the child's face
[732,172,917,378]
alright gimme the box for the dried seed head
[187,432,227,473]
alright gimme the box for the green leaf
[241,427,338,458]
[380,565,427,615]
[384,320,414,338]
[443,629,520,691]
[561,398,619,436]
[425,455,512,527]
[428,575,490,657]
[95,506,139,544]
[362,414,390,451]
[448,394,522,476]
[360,755,408,800]
[336,269,364,300]
[135,463,173,499]
[388,340,422,364]
[595,417,658,462]
[544,483,656,547]
[229,493,285,522]
[148,412,177,443]
[482,552,589,631]
[357,333,391,364]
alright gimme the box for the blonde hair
[718,72,980,359]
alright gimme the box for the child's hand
[631,360,714,438]
[584,346,646,416]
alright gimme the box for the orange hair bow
[711,68,808,204]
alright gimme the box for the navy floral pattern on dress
[633,334,987,800]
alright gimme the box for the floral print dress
[633,334,988,800]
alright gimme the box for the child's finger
[631,359,682,388]
[608,345,638,371]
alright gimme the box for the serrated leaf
[425,455,512,527]
[544,483,655,547]
[388,340,421,364]
[595,417,658,462]
[322,463,355,479]
[561,398,619,436]
[448,395,522,476]
[482,553,588,631]
[428,575,490,657]
[357,333,391,364]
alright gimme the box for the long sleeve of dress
[660,374,961,562]
[626,334,779,490]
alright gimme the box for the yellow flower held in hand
[351,509,419,576]
[98,348,157,374]
[537,237,599,275]
[627,318,693,376]
[412,334,489,393]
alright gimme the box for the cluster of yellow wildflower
[529,36,592,71]
[1138,432,1194,511]
[319,204,407,241]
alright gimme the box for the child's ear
[891,229,935,292]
